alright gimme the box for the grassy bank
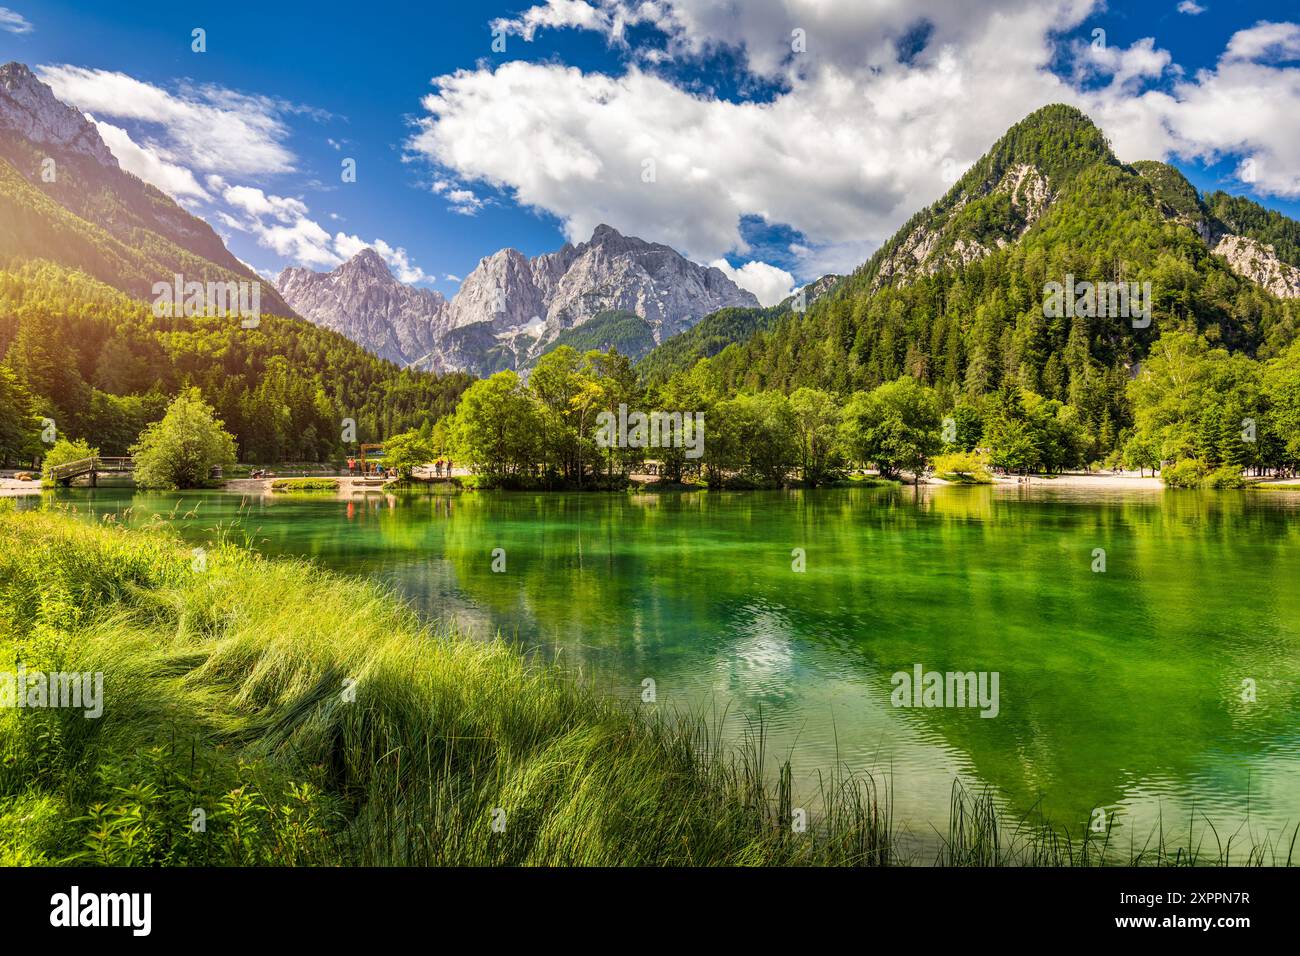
[0,508,1292,866]
[0,508,889,865]
[270,477,341,492]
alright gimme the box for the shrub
[1204,466,1246,489]
[270,478,340,492]
[931,451,993,483]
[1162,458,1207,488]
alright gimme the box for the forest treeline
[424,329,1300,489]
[0,261,471,465]
[6,107,1300,490]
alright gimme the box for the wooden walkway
[48,456,133,487]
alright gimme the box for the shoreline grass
[270,477,341,493]
[0,507,1292,866]
[0,508,890,865]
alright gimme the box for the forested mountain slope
[681,105,1300,450]
[0,262,470,460]
[0,62,296,316]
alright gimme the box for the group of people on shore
[345,457,387,479]
[342,458,455,479]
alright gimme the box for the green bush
[270,478,340,492]
[1162,458,1207,488]
[931,451,993,483]
[1204,466,1246,489]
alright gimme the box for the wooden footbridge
[48,456,134,487]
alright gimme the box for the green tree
[382,430,437,479]
[0,366,40,466]
[789,387,842,485]
[447,371,540,484]
[130,389,237,489]
[1264,338,1300,467]
[945,402,984,453]
[1121,433,1161,476]
[734,391,797,484]
[838,377,941,480]
[983,382,1036,474]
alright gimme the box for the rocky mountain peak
[283,224,759,377]
[337,247,393,281]
[447,224,758,351]
[275,254,449,368]
[590,223,622,242]
[0,62,117,168]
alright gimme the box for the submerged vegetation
[0,507,1292,866]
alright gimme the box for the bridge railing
[48,456,134,482]
[48,457,96,481]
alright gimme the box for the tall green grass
[270,477,340,492]
[0,508,889,865]
[0,508,1292,866]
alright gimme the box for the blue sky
[2,0,1300,304]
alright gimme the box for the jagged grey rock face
[872,163,1053,290]
[779,273,841,311]
[314,224,760,375]
[1212,235,1300,299]
[0,62,117,167]
[448,223,759,345]
[276,249,451,366]
[448,247,547,336]
[801,273,842,303]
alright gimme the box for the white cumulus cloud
[36,64,297,177]
[408,0,1300,278]
[92,119,211,200]
[213,182,431,279]
[710,259,795,306]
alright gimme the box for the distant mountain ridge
[278,223,760,376]
[276,248,451,367]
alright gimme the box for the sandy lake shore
[978,471,1164,490]
[7,470,1300,497]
